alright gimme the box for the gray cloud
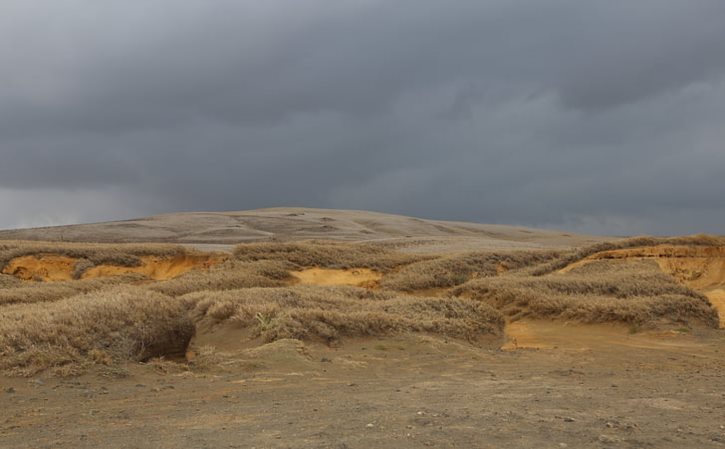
[1,0,724,234]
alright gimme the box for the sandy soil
[706,290,725,328]
[290,268,382,287]
[2,255,78,281]
[2,330,723,449]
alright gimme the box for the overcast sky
[1,1,724,235]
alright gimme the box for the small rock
[563,417,576,423]
[5,387,16,394]
[366,423,374,429]
[320,358,332,363]
[598,434,622,444]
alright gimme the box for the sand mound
[2,254,222,282]
[290,268,381,287]
[559,245,725,328]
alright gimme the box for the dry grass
[0,286,193,376]
[0,240,186,272]
[0,274,145,306]
[149,260,290,296]
[1,237,722,377]
[453,260,719,327]
[531,235,725,276]
[380,250,561,292]
[233,241,423,270]
[184,286,504,343]
[0,273,21,288]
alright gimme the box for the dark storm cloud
[1,0,724,233]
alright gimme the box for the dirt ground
[2,325,723,449]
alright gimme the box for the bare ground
[2,329,724,449]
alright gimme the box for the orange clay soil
[2,255,78,281]
[289,268,382,287]
[2,254,223,282]
[559,245,725,328]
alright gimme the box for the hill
[0,207,603,251]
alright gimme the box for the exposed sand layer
[82,255,222,281]
[502,319,706,351]
[290,268,381,287]
[2,254,222,282]
[706,289,725,328]
[2,255,77,281]
[559,245,725,327]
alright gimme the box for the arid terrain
[0,208,723,448]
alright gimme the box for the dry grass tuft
[381,250,561,292]
[0,273,21,288]
[0,240,186,272]
[184,286,504,344]
[0,274,145,306]
[0,286,193,376]
[453,260,719,327]
[233,241,423,270]
[531,235,725,276]
[149,260,290,296]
